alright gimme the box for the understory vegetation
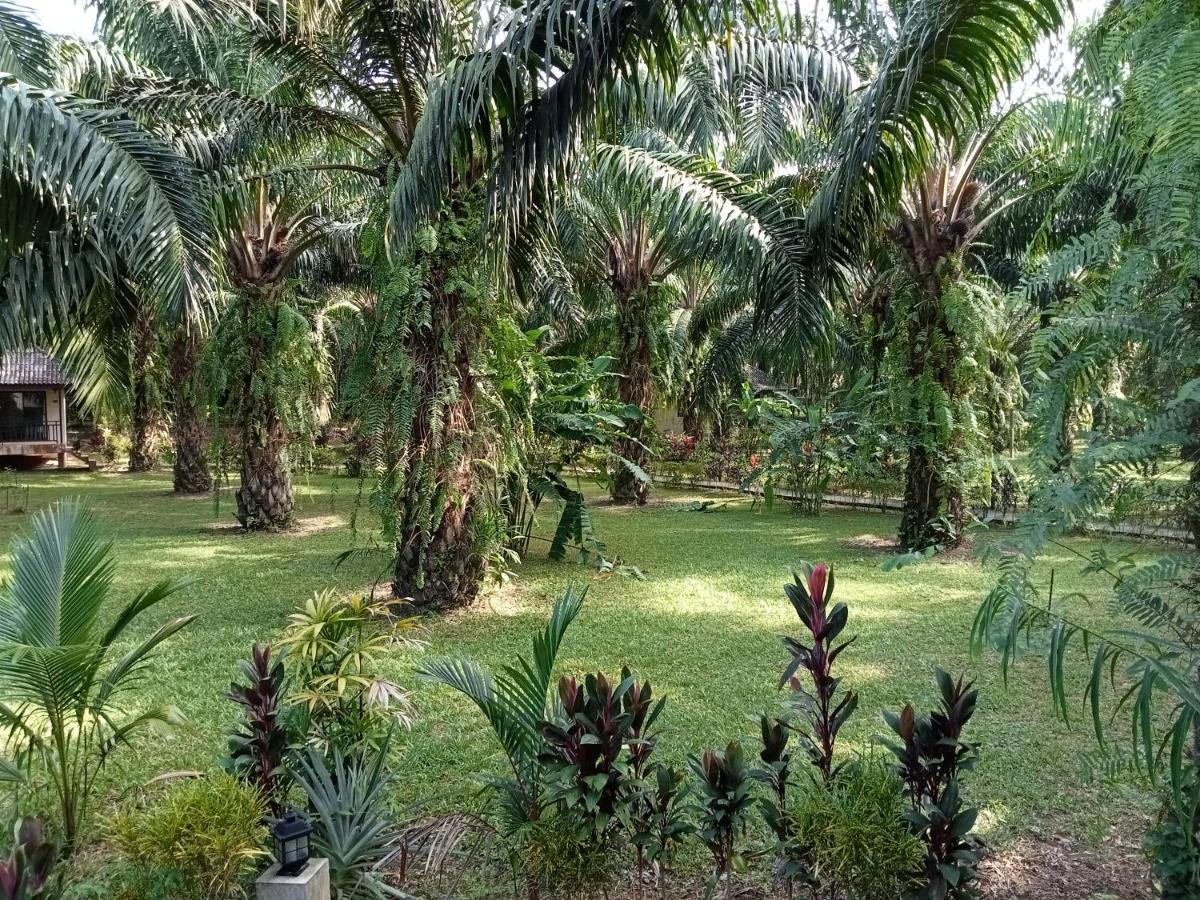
[3,0,1200,894]
[0,473,1164,897]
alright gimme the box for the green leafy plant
[745,403,854,516]
[630,765,693,900]
[754,715,805,888]
[110,772,267,900]
[789,757,924,900]
[0,499,192,852]
[1145,769,1200,899]
[883,670,983,899]
[0,817,56,900]
[223,643,289,817]
[539,668,664,839]
[292,736,403,900]
[690,742,754,900]
[780,562,858,782]
[500,348,646,573]
[419,587,585,834]
[280,590,419,752]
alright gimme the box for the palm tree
[2,3,214,492]
[685,0,1071,543]
[0,3,210,351]
[887,140,1009,548]
[213,181,342,529]
[0,499,192,853]
[418,586,586,864]
[521,137,781,504]
[61,2,367,516]
[281,0,785,605]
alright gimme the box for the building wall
[651,403,685,434]
[45,389,61,425]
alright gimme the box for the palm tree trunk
[169,329,212,493]
[237,409,294,529]
[235,295,294,530]
[612,288,653,505]
[128,303,159,472]
[898,274,965,550]
[392,266,484,611]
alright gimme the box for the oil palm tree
[168,326,213,492]
[262,0,789,605]
[210,180,347,529]
[3,2,216,486]
[61,1,367,513]
[887,139,1012,548]
[521,131,809,503]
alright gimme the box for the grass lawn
[0,470,1164,863]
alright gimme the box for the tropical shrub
[418,586,586,841]
[291,738,402,900]
[780,562,858,782]
[883,670,984,899]
[690,742,754,899]
[754,715,803,885]
[0,499,192,851]
[539,668,664,840]
[223,643,289,816]
[500,347,644,572]
[790,757,924,900]
[110,772,267,900]
[745,402,855,516]
[661,432,697,462]
[0,817,56,900]
[280,590,418,752]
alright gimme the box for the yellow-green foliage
[111,772,267,900]
[791,759,924,900]
[521,813,615,900]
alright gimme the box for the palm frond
[0,0,50,83]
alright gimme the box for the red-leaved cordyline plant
[0,817,55,900]
[225,643,289,817]
[539,667,665,838]
[780,562,858,782]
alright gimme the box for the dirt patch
[204,522,244,535]
[977,831,1152,899]
[203,514,345,537]
[841,533,896,553]
[287,514,345,536]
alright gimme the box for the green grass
[0,471,1163,855]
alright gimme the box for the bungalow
[0,349,69,468]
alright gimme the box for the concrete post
[255,858,330,900]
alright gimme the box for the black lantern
[272,810,312,877]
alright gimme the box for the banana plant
[0,499,193,853]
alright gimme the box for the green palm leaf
[0,498,192,850]
[0,0,49,83]
[0,79,213,338]
[418,585,585,812]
